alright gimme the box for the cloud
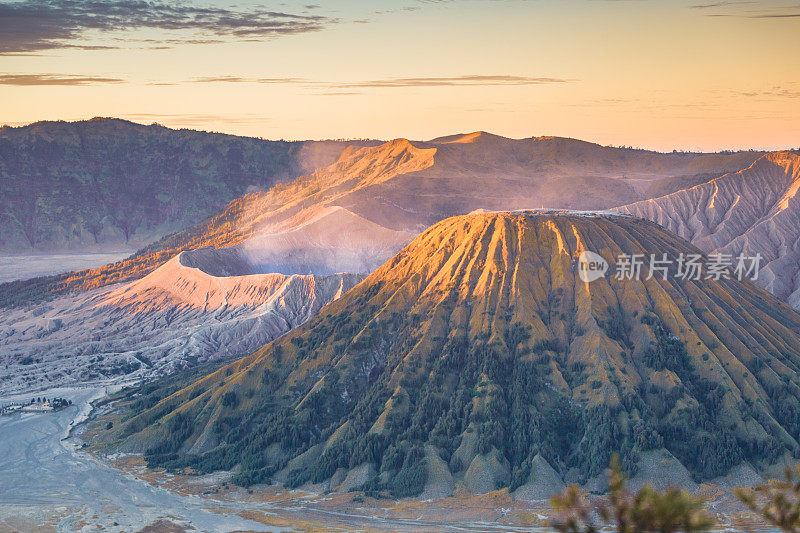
[0,71,578,91]
[0,74,124,85]
[748,12,800,17]
[690,1,800,18]
[190,76,306,84]
[333,75,575,88]
[0,0,337,54]
[705,11,800,17]
[186,74,573,90]
[121,113,273,126]
[736,86,800,98]
[689,1,755,8]
[314,91,362,96]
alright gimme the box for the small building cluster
[1,396,72,416]
[22,399,54,412]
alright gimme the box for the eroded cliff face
[114,212,800,496]
[620,151,800,308]
[0,248,362,394]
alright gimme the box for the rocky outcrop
[513,455,565,502]
[464,450,511,495]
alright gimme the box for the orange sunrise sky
[0,0,798,151]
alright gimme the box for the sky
[0,0,798,151]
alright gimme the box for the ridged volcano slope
[115,212,800,497]
[620,151,800,309]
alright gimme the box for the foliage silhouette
[736,464,800,532]
[550,455,714,532]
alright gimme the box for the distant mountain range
[6,120,800,505]
[0,118,376,253]
[2,129,763,304]
[4,122,798,406]
[105,212,800,496]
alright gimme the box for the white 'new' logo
[577,251,608,282]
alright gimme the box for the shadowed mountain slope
[7,134,762,304]
[109,211,800,497]
[620,151,800,308]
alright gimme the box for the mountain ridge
[3,133,765,306]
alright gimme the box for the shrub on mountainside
[133,317,796,493]
[153,339,725,489]
[221,391,239,409]
[145,412,195,458]
[390,445,427,497]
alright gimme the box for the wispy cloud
[747,12,800,17]
[1,72,575,90]
[690,0,800,18]
[332,75,575,88]
[706,11,800,17]
[190,76,307,84]
[314,91,362,96]
[736,86,800,98]
[0,73,124,85]
[120,113,273,126]
[183,74,574,89]
[0,0,337,54]
[689,1,755,9]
